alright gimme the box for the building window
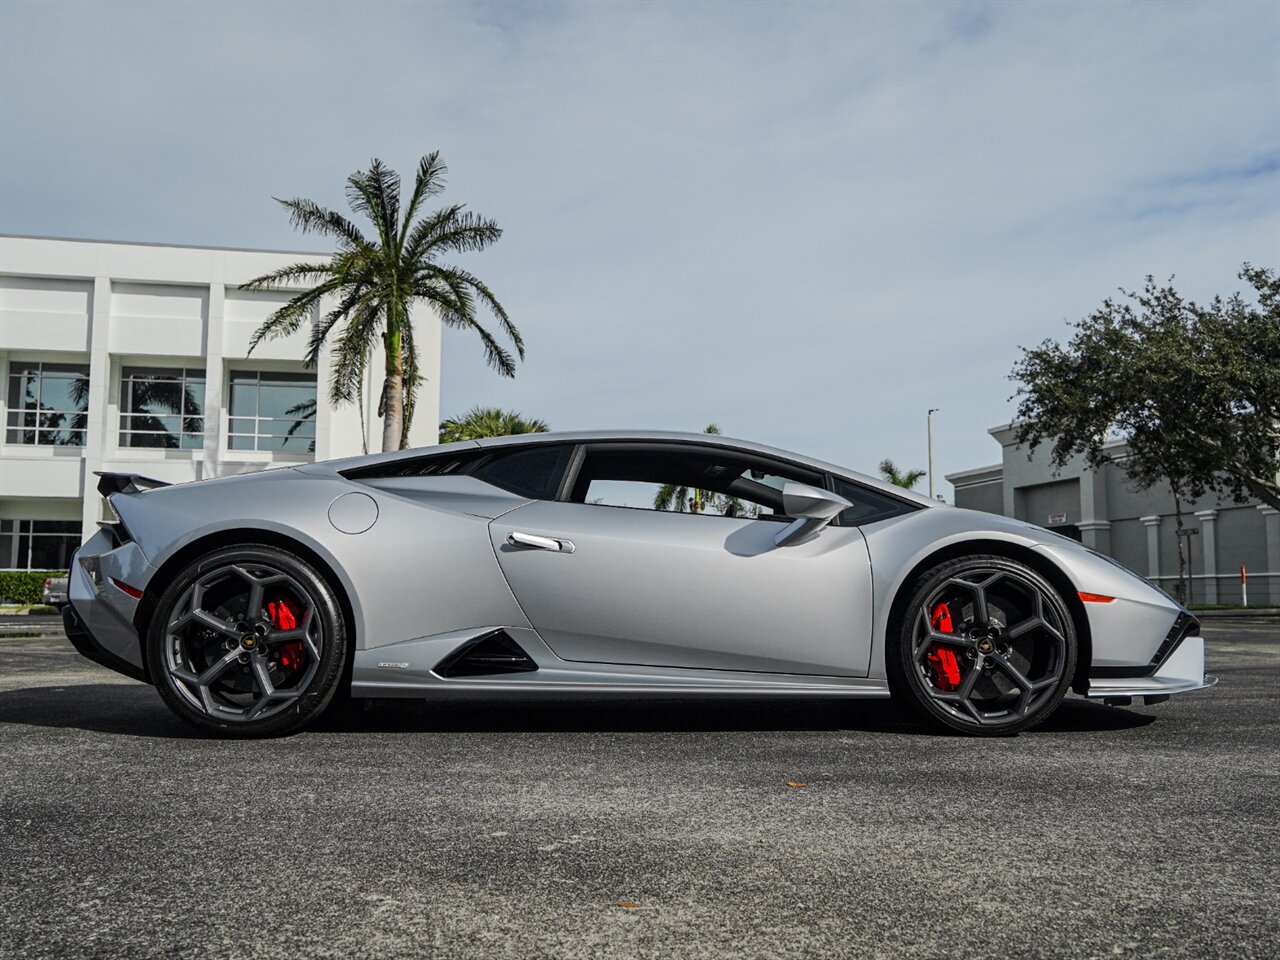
[0,520,81,571]
[228,370,316,452]
[119,367,206,449]
[5,361,90,446]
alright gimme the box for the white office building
[0,235,441,572]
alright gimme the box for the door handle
[507,531,576,554]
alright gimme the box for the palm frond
[879,458,926,489]
[307,282,378,367]
[246,283,335,354]
[425,279,516,377]
[438,406,549,443]
[273,198,368,250]
[400,203,466,266]
[446,267,521,358]
[400,151,448,235]
[653,483,688,511]
[421,265,523,362]
[409,209,503,258]
[345,159,400,252]
[329,305,381,407]
[240,262,335,291]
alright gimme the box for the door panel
[490,500,873,676]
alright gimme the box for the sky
[1,0,1277,496]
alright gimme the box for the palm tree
[654,424,730,513]
[439,406,550,443]
[242,152,523,452]
[879,458,926,490]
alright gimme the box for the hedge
[0,571,67,606]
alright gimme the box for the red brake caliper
[267,598,306,670]
[926,603,961,691]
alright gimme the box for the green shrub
[0,570,67,606]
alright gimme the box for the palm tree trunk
[381,325,404,453]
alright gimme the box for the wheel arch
[884,537,1093,695]
[133,527,360,690]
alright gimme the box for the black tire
[887,555,1077,736]
[146,545,348,738]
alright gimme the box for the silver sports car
[63,430,1215,737]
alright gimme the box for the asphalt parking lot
[0,619,1276,960]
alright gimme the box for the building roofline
[946,464,1003,484]
[987,420,1130,451]
[0,233,329,259]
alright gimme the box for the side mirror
[774,482,852,547]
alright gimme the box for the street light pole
[927,408,939,500]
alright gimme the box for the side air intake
[434,630,539,678]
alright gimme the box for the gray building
[947,424,1278,607]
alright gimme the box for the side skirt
[351,626,892,700]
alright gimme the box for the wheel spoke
[198,648,244,686]
[247,581,265,622]
[971,585,990,626]
[957,655,986,699]
[250,655,276,699]
[182,608,240,638]
[162,559,326,725]
[1005,617,1042,639]
[988,653,1032,691]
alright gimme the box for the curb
[1194,608,1280,619]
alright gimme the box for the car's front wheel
[146,545,347,737]
[888,555,1077,736]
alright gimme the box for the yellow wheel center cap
[241,635,257,649]
[977,638,994,654]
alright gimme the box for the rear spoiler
[95,472,171,498]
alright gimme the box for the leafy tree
[879,459,926,490]
[1010,264,1280,599]
[439,406,549,443]
[243,152,523,452]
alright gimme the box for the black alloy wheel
[890,555,1077,735]
[146,545,347,737]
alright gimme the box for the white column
[1141,516,1161,580]
[80,276,112,539]
[1260,506,1279,607]
[1194,509,1218,604]
[1078,466,1110,553]
[201,283,225,479]
[1078,520,1112,554]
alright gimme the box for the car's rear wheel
[888,555,1076,736]
[146,545,347,738]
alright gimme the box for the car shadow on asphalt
[0,681,1157,739]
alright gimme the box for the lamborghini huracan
[63,430,1215,737]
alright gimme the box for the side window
[832,478,915,526]
[569,445,822,520]
[472,445,573,500]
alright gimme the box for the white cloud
[1,0,1276,489]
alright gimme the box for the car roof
[310,429,942,508]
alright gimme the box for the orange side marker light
[1078,592,1115,603]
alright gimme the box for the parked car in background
[42,576,69,608]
